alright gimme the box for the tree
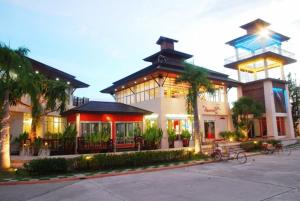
[0,44,33,169]
[30,75,69,140]
[176,63,215,153]
[232,96,264,137]
[287,73,300,135]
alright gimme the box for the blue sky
[1,0,299,102]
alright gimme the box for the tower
[225,19,296,139]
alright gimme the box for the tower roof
[240,18,270,31]
[156,36,178,45]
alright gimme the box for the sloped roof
[28,57,89,88]
[62,101,152,115]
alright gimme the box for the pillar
[280,64,285,80]
[159,76,169,149]
[284,84,295,138]
[263,80,278,138]
[224,86,234,131]
[75,113,80,153]
[263,58,269,78]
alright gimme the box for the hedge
[24,150,198,176]
[240,139,281,152]
[24,158,68,176]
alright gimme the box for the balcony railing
[73,96,89,107]
[224,46,295,65]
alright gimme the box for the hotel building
[101,37,239,148]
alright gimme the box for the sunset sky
[1,0,299,103]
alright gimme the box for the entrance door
[204,121,215,139]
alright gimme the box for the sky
[1,0,300,103]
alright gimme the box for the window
[164,77,189,98]
[23,113,32,133]
[116,122,142,144]
[46,116,66,134]
[81,122,112,136]
[115,79,159,104]
[276,117,285,136]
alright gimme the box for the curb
[0,152,262,186]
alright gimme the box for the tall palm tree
[0,44,33,169]
[176,63,215,154]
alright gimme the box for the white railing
[224,46,295,65]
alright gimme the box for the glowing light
[67,81,70,85]
[114,89,117,91]
[204,152,208,155]
[144,114,159,119]
[254,141,258,144]
[229,137,233,142]
[122,86,125,89]
[134,81,137,84]
[45,142,48,146]
[144,77,147,80]
[35,71,39,74]
[85,155,92,160]
[56,77,59,81]
[259,29,270,38]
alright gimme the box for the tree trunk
[0,90,11,169]
[193,94,201,154]
[30,120,38,142]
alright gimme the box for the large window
[116,122,142,144]
[81,122,112,136]
[202,85,225,102]
[46,116,66,134]
[115,80,159,104]
[166,117,193,136]
[23,113,32,133]
[164,77,189,98]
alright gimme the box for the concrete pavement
[1,149,299,201]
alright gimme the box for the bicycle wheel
[213,151,222,161]
[283,147,291,156]
[237,152,247,164]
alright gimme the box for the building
[9,58,89,141]
[63,101,151,151]
[224,19,296,139]
[101,36,239,149]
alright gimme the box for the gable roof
[28,57,89,88]
[62,101,152,115]
[101,63,239,94]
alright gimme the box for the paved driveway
[1,149,300,201]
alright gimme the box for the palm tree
[0,44,33,169]
[30,75,69,140]
[232,96,263,138]
[176,63,214,154]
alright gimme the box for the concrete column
[237,86,243,99]
[263,81,278,138]
[284,85,295,138]
[75,113,80,153]
[280,64,285,80]
[159,114,168,149]
[263,58,269,78]
[237,68,242,82]
[197,98,205,143]
[235,47,240,60]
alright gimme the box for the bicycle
[261,142,291,156]
[211,142,247,164]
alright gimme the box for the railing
[73,96,89,107]
[77,138,113,154]
[224,46,295,65]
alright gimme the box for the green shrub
[167,129,176,142]
[142,126,163,146]
[70,150,195,171]
[219,130,245,141]
[14,131,29,144]
[240,141,262,152]
[181,130,191,140]
[266,139,280,145]
[24,158,68,176]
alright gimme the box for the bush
[240,141,262,152]
[219,130,245,141]
[142,126,163,147]
[167,129,176,142]
[70,150,195,171]
[181,130,191,140]
[24,158,68,176]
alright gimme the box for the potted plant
[142,126,163,150]
[181,130,191,147]
[33,137,43,156]
[167,128,176,148]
